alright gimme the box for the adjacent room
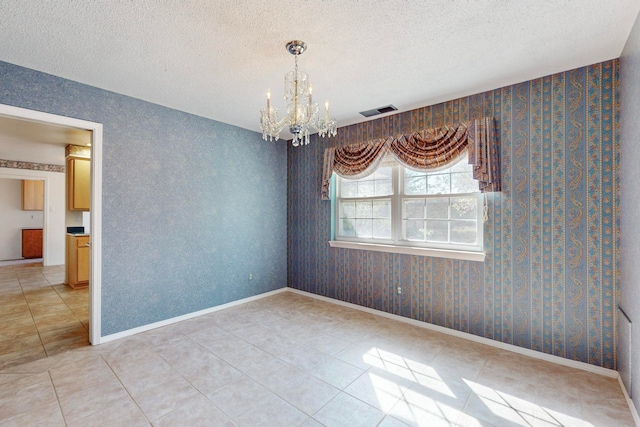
[1,1,640,426]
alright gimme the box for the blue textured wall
[0,61,287,336]
[288,60,619,369]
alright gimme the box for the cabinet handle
[85,242,91,247]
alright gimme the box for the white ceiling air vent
[359,105,398,118]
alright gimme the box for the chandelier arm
[264,111,291,135]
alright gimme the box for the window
[335,153,483,254]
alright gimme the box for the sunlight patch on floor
[361,345,597,426]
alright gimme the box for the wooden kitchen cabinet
[67,157,90,211]
[22,180,44,211]
[22,228,43,258]
[66,234,90,288]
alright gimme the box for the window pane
[340,181,357,198]
[450,156,471,172]
[358,181,375,197]
[405,168,425,178]
[451,221,477,244]
[336,154,481,250]
[340,201,356,218]
[426,198,449,219]
[438,163,454,174]
[451,197,477,219]
[339,167,394,198]
[376,180,393,195]
[339,218,356,236]
[373,200,391,218]
[355,219,372,238]
[427,174,450,194]
[374,167,392,180]
[405,176,426,195]
[405,220,425,241]
[451,172,477,194]
[404,199,425,219]
[425,220,448,242]
[356,200,372,218]
[373,219,391,239]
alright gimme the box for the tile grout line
[29,268,86,358]
[169,336,237,421]
[0,263,88,369]
[94,353,154,425]
[46,369,69,426]
[154,327,258,423]
[0,288,634,426]
[15,265,49,358]
[157,314,356,424]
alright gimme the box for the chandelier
[260,40,338,147]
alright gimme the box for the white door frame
[0,104,103,345]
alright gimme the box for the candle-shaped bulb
[308,85,313,110]
[325,101,329,121]
[267,89,271,111]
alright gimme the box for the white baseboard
[95,284,637,424]
[99,287,288,344]
[619,375,640,427]
[287,288,619,379]
[94,284,638,424]
[98,285,618,379]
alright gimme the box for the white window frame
[330,155,485,262]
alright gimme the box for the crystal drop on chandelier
[260,40,337,147]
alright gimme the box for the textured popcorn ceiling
[1,1,639,138]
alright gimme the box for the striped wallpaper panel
[287,60,619,369]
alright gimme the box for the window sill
[329,240,485,262]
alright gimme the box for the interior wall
[288,59,619,369]
[0,132,66,164]
[0,169,66,266]
[0,138,67,265]
[0,61,287,336]
[0,178,44,260]
[619,10,640,411]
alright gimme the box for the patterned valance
[321,117,500,200]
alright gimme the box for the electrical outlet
[397,286,402,295]
[249,273,253,280]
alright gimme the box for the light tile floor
[0,263,89,371]
[0,266,634,426]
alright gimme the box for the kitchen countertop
[67,233,90,237]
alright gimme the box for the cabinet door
[77,246,90,282]
[22,180,44,211]
[22,229,43,258]
[68,157,91,211]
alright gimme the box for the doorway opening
[0,177,45,265]
[0,104,102,350]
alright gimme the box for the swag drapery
[321,117,500,200]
